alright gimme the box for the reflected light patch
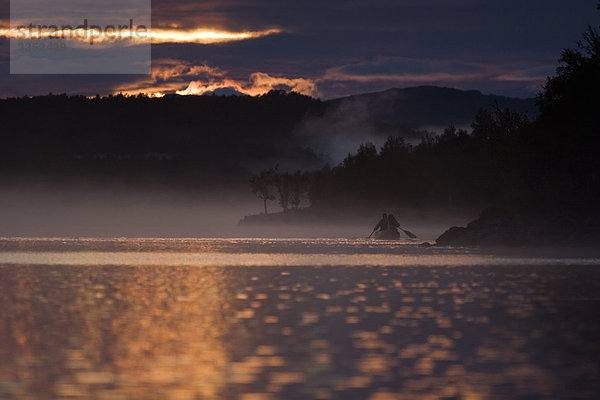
[1,251,599,267]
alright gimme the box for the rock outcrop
[435,209,600,247]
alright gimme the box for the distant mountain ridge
[326,86,538,129]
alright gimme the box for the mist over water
[0,184,472,239]
[1,175,597,400]
[2,189,600,400]
[0,185,262,238]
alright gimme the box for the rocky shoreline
[434,210,600,247]
[240,207,600,248]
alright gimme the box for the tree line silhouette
[249,168,310,214]
[250,8,600,233]
[0,90,325,188]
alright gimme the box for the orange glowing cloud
[0,27,282,45]
[150,60,225,81]
[149,28,282,44]
[113,60,319,98]
[177,73,318,97]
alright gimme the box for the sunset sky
[0,0,597,99]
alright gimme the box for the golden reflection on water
[1,251,600,399]
[0,266,237,399]
[2,251,600,267]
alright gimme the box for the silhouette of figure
[388,214,400,230]
[374,213,389,232]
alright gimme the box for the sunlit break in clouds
[149,27,282,44]
[176,72,318,97]
[1,1,596,98]
[114,59,319,98]
[1,27,282,45]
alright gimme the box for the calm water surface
[1,238,599,399]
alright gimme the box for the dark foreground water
[1,238,599,399]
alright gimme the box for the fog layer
[0,185,473,240]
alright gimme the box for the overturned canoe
[374,229,400,240]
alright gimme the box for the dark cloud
[1,0,598,98]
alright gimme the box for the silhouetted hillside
[327,86,538,129]
[0,86,537,189]
[0,90,327,188]
[300,17,600,244]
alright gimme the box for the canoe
[374,229,400,240]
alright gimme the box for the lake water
[1,238,599,399]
